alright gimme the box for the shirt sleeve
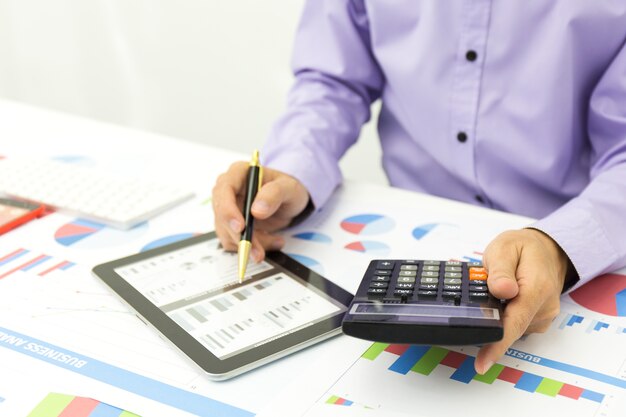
[530,42,626,291]
[262,0,383,209]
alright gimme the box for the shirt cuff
[529,199,620,293]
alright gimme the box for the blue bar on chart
[586,320,609,333]
[514,372,543,393]
[559,313,584,329]
[450,356,477,383]
[580,390,605,403]
[388,345,430,375]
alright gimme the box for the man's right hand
[211,161,310,263]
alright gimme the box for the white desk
[0,99,624,417]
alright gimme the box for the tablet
[92,232,352,380]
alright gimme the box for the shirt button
[466,50,478,62]
[457,132,468,143]
[475,195,485,204]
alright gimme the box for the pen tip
[238,240,251,283]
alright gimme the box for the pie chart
[569,273,626,317]
[340,214,395,235]
[344,241,390,256]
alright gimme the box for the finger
[249,230,285,262]
[216,222,239,252]
[251,176,304,221]
[525,318,553,334]
[474,297,539,374]
[484,236,520,300]
[212,162,249,243]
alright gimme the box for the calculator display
[350,303,500,319]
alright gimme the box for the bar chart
[363,343,605,403]
[305,339,625,417]
[0,247,75,280]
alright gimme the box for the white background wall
[0,0,386,185]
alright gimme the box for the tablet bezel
[92,232,353,380]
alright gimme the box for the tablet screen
[114,238,347,360]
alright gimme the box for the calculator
[341,260,504,345]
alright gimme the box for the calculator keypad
[365,260,490,304]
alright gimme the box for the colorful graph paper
[362,343,605,403]
[27,393,140,417]
[326,395,354,406]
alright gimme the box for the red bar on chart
[440,351,467,369]
[497,367,524,384]
[58,396,99,417]
[558,384,585,400]
[384,344,411,356]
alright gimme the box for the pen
[238,150,263,283]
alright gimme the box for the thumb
[484,236,520,300]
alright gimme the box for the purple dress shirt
[263,0,626,289]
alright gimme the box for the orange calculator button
[469,267,488,281]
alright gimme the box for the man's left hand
[474,229,569,374]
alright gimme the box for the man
[212,1,626,374]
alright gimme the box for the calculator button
[444,278,462,285]
[423,260,441,266]
[397,276,416,283]
[399,270,417,277]
[468,262,483,267]
[469,273,488,281]
[469,267,487,274]
[396,282,415,289]
[394,289,414,296]
[371,275,391,282]
[374,269,392,276]
[470,279,487,286]
[369,282,389,289]
[400,264,418,270]
[422,265,440,272]
[445,261,462,266]
[421,271,439,278]
[442,291,462,298]
[470,292,489,300]
[444,266,462,272]
[443,284,461,291]
[469,285,488,292]
[401,260,419,265]
[376,260,395,270]
[420,277,439,285]
[417,290,438,298]
[444,272,462,279]
[419,284,438,290]
[367,288,387,296]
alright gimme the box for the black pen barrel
[241,165,260,242]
